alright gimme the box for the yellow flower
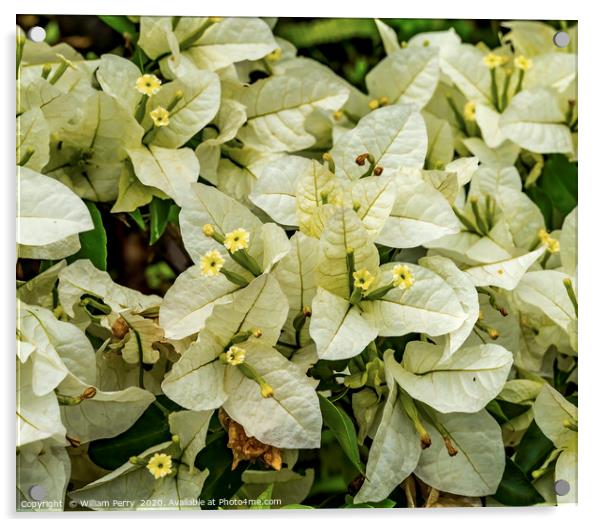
[266,47,282,61]
[200,249,225,277]
[368,99,380,110]
[260,383,274,398]
[203,223,215,237]
[514,55,533,71]
[392,264,414,290]
[225,345,246,366]
[483,53,504,69]
[146,453,172,479]
[538,229,560,253]
[150,106,170,127]
[135,74,162,96]
[224,228,250,253]
[353,269,375,291]
[463,101,477,122]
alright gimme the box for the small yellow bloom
[464,101,477,122]
[392,264,414,290]
[146,453,173,479]
[260,383,274,398]
[514,55,533,71]
[368,99,380,110]
[332,110,344,121]
[150,106,170,127]
[200,249,225,277]
[378,96,389,106]
[266,47,282,61]
[224,228,250,253]
[538,229,560,253]
[353,269,375,291]
[135,74,162,96]
[483,53,504,69]
[203,223,215,237]
[225,345,246,366]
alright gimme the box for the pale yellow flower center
[225,345,246,366]
[514,55,533,71]
[150,106,170,127]
[392,264,415,290]
[353,269,375,291]
[224,228,250,253]
[538,229,560,253]
[146,453,173,479]
[135,74,162,96]
[463,101,477,122]
[483,53,504,69]
[200,249,225,277]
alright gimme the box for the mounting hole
[554,479,571,496]
[28,484,46,501]
[27,26,46,43]
[553,31,570,48]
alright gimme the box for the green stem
[416,402,458,456]
[490,68,500,111]
[515,69,525,95]
[346,250,356,297]
[500,70,512,111]
[470,198,489,235]
[18,147,35,166]
[363,283,395,301]
[135,94,149,124]
[563,278,578,317]
[532,448,562,480]
[152,399,171,417]
[446,96,468,135]
[179,19,212,50]
[49,62,69,85]
[229,249,262,277]
[399,390,431,449]
[41,64,52,80]
[55,392,83,406]
[16,33,25,78]
[80,296,112,316]
[219,268,250,287]
[349,286,363,306]
[452,205,479,234]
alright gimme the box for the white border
[3,1,601,526]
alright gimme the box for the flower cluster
[16,16,577,511]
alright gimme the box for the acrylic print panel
[16,15,577,511]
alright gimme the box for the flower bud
[80,387,97,400]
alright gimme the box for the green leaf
[67,201,107,270]
[526,186,554,230]
[486,400,510,424]
[128,209,147,230]
[318,394,364,475]
[196,430,247,507]
[250,484,274,509]
[514,419,555,475]
[149,197,172,245]
[98,15,137,37]
[539,154,578,217]
[493,457,545,506]
[88,396,180,470]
